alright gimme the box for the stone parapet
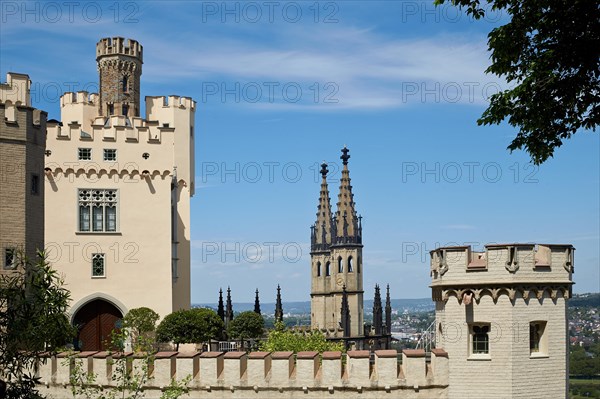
[37,350,449,398]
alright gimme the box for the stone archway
[72,299,123,351]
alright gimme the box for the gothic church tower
[310,147,364,338]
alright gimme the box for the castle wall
[36,350,449,398]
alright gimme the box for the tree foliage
[123,306,160,351]
[227,311,265,341]
[435,0,600,164]
[0,251,75,398]
[156,308,223,350]
[570,343,600,377]
[260,322,345,353]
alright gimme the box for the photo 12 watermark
[201,161,343,184]
[1,1,140,24]
[201,81,339,104]
[200,1,339,24]
[401,162,539,184]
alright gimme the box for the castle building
[43,37,195,350]
[0,73,47,272]
[310,148,364,338]
[430,243,574,398]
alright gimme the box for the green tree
[156,308,223,350]
[435,0,600,164]
[260,322,345,353]
[0,251,75,398]
[123,307,160,351]
[227,311,265,348]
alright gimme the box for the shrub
[260,322,344,353]
[156,308,223,350]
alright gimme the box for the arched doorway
[73,299,123,351]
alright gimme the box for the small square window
[78,148,92,160]
[4,248,16,269]
[92,253,105,277]
[104,149,117,161]
[470,323,490,355]
[31,174,39,195]
[530,321,547,355]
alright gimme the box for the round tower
[96,37,143,117]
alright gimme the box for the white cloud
[142,26,503,110]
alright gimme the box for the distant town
[197,293,599,354]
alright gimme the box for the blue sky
[2,1,598,303]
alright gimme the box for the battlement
[0,72,31,107]
[60,91,99,107]
[429,243,574,302]
[96,37,143,62]
[146,95,196,111]
[37,349,448,398]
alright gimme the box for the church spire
[311,162,334,251]
[373,284,383,335]
[340,285,351,338]
[275,285,283,323]
[254,288,261,315]
[225,286,234,327]
[217,288,225,321]
[335,147,361,244]
[385,284,392,335]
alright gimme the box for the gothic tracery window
[79,189,118,232]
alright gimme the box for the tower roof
[311,162,334,251]
[335,147,361,244]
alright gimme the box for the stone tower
[430,244,574,398]
[0,73,47,270]
[96,37,143,117]
[310,147,364,338]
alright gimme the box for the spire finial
[341,146,350,165]
[320,162,328,178]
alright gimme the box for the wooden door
[73,299,123,351]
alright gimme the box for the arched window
[348,256,353,272]
[325,262,331,276]
[317,262,321,277]
[338,257,343,273]
[122,75,129,92]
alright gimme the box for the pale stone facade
[0,73,46,270]
[431,244,573,399]
[43,37,195,349]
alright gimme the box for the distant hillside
[194,298,434,315]
[570,293,600,308]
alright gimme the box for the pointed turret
[217,288,225,321]
[335,147,361,244]
[340,285,351,338]
[373,284,383,335]
[311,162,334,251]
[254,289,261,315]
[385,285,392,335]
[225,286,234,328]
[275,285,283,323]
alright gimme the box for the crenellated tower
[96,37,143,117]
[310,147,364,339]
[43,37,195,351]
